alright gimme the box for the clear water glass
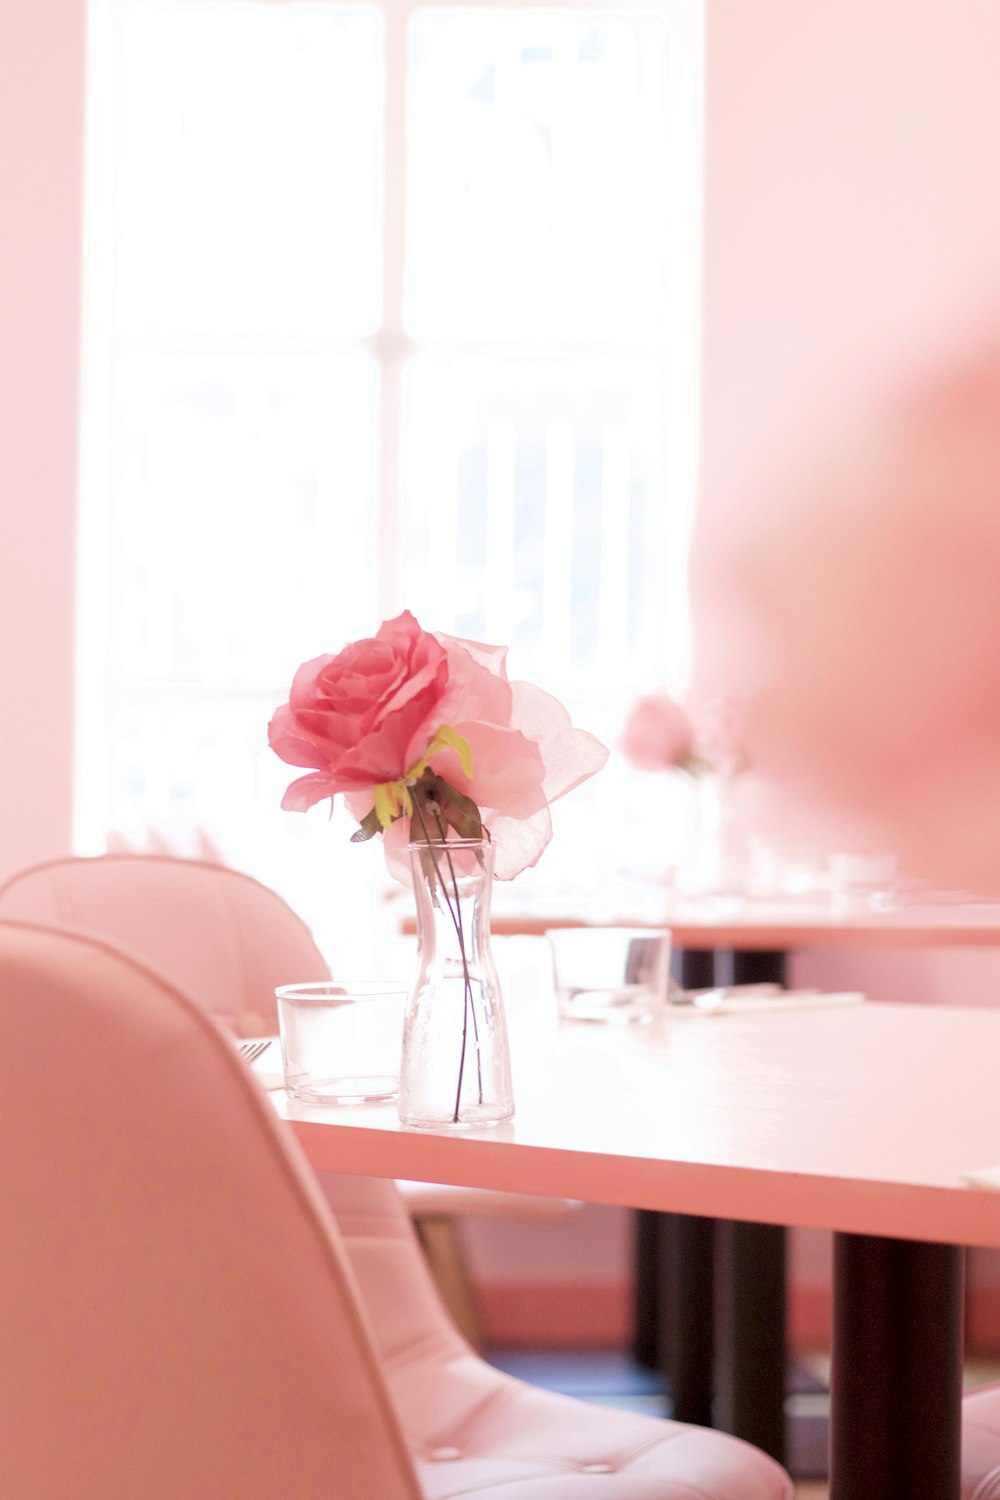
[547,926,671,1024]
[275,981,405,1104]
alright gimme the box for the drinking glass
[547,927,671,1024]
[275,981,405,1104]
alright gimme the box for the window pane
[399,354,673,690]
[109,349,378,686]
[115,1,384,340]
[406,8,673,345]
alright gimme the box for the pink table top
[274,995,1000,1251]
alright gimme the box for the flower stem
[429,809,484,1116]
[410,799,483,1120]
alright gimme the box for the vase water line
[399,838,514,1129]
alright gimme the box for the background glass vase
[676,766,750,898]
[547,926,672,1024]
[399,838,514,1129]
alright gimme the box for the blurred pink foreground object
[713,334,1000,894]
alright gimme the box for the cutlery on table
[236,1038,271,1064]
[667,979,788,1011]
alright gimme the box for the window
[79,0,704,965]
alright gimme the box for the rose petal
[435,631,510,680]
[269,610,450,794]
[488,807,554,880]
[435,636,514,729]
[279,771,342,813]
[430,721,549,820]
[508,681,610,803]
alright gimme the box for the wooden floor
[794,1486,827,1499]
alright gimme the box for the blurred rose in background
[619,691,697,774]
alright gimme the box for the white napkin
[669,989,866,1018]
[961,1166,1000,1190]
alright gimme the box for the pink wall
[695,0,1000,563]
[0,0,86,883]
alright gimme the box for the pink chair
[0,852,580,1345]
[961,1384,1000,1498]
[0,851,325,1039]
[0,920,792,1499]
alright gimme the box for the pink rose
[268,611,449,812]
[346,630,609,880]
[619,692,695,772]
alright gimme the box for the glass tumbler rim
[275,980,408,1002]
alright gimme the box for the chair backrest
[0,920,422,1500]
[0,854,475,1389]
[0,853,330,1036]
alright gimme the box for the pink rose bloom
[268,611,449,810]
[619,692,695,772]
[271,612,608,881]
[343,629,609,881]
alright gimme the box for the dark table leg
[677,947,718,995]
[632,947,717,1383]
[633,945,789,1465]
[715,1219,787,1462]
[662,1211,716,1425]
[711,949,788,1464]
[632,1207,716,1427]
[632,1209,663,1369]
[731,948,787,990]
[829,1233,964,1500]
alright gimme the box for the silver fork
[236,1038,271,1064]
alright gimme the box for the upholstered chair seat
[961,1382,1000,1500]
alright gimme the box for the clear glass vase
[399,838,514,1129]
[676,766,750,899]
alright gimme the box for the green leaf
[405,769,484,843]
[429,773,483,840]
[405,770,442,844]
[350,806,383,843]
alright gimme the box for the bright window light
[78,0,704,967]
